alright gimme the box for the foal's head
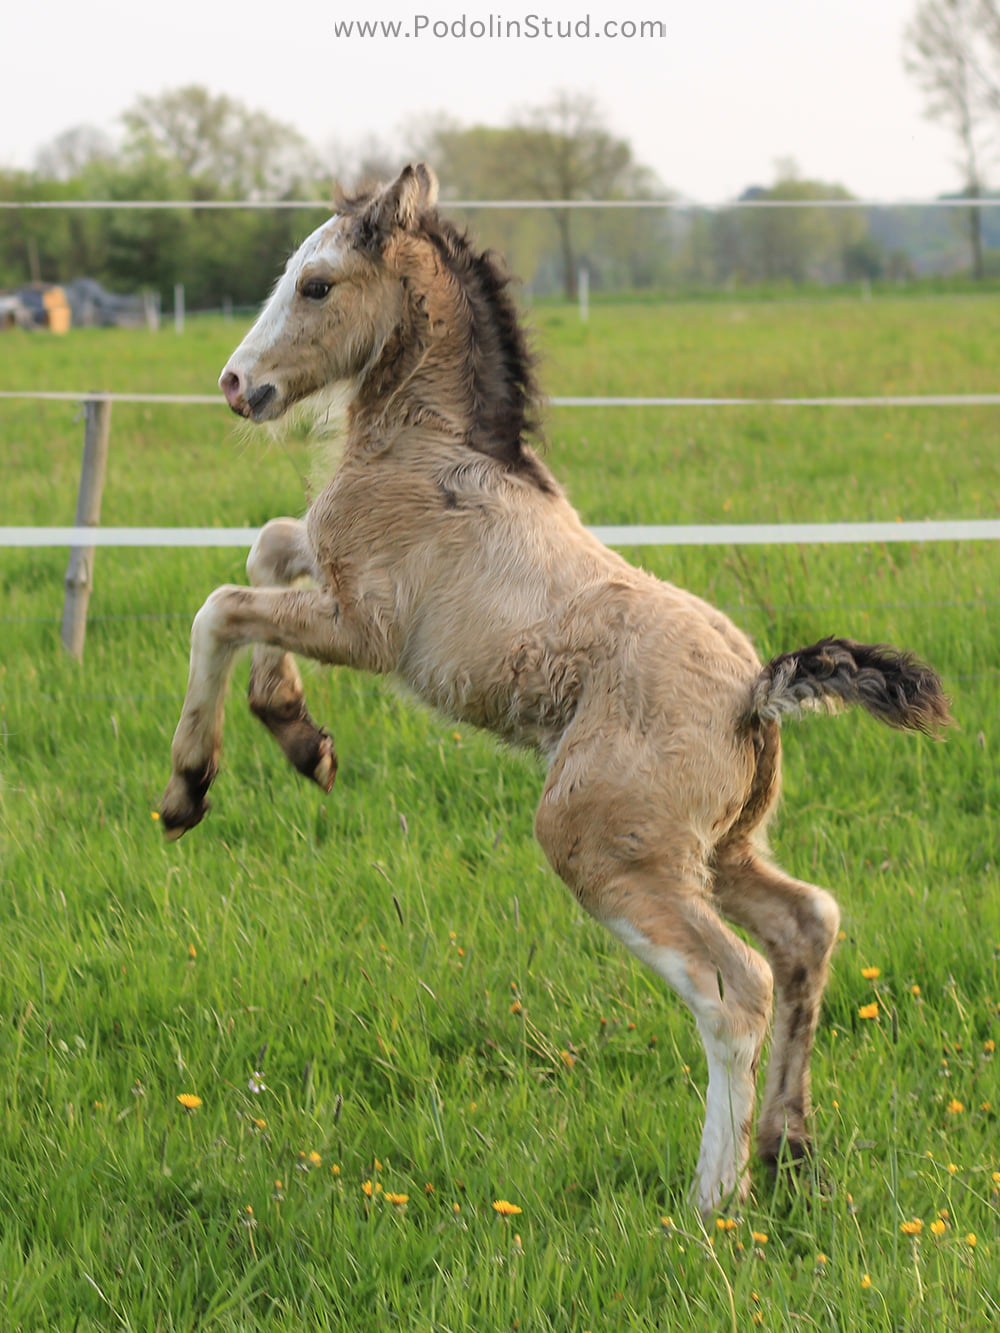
[220,164,541,473]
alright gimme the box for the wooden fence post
[61,396,112,660]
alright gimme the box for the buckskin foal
[160,164,950,1215]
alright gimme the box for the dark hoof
[758,1129,812,1174]
[250,700,338,791]
[160,764,216,840]
[310,730,338,792]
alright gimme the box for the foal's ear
[367,163,439,240]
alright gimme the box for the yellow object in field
[42,285,71,334]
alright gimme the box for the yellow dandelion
[930,1219,947,1236]
[331,1164,341,1176]
[900,1218,923,1236]
[510,1000,522,1014]
[984,1040,995,1054]
[911,984,921,997]
[308,1150,322,1167]
[362,1180,373,1198]
[384,1192,409,1206]
[151,810,160,821]
[861,1274,872,1289]
[560,1049,576,1069]
[947,1099,964,1115]
[661,1216,676,1230]
[492,1200,523,1217]
[751,1231,769,1245]
[176,1093,202,1111]
[252,1117,267,1130]
[715,1217,738,1231]
[993,1171,1000,1185]
[815,1252,828,1265]
[374,1158,383,1171]
[965,1233,977,1248]
[861,967,881,980]
[947,1162,959,1174]
[188,943,197,959]
[858,1003,879,1020]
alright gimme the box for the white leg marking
[605,915,763,1213]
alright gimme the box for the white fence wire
[2,390,998,549]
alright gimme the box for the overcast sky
[0,0,966,201]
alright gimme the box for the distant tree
[507,92,637,298]
[738,165,866,284]
[419,93,649,297]
[121,85,319,199]
[34,125,115,181]
[903,0,1000,277]
[325,133,401,194]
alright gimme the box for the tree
[738,165,866,285]
[34,125,115,181]
[507,92,636,298]
[418,94,651,297]
[903,0,1000,277]
[121,85,319,199]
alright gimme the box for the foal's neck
[347,273,497,448]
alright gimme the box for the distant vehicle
[0,279,149,331]
[0,284,71,332]
[0,292,28,329]
[63,278,145,328]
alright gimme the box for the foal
[161,164,950,1214]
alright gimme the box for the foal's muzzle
[219,369,278,420]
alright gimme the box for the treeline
[0,86,991,308]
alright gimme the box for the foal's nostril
[220,369,244,409]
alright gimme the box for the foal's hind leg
[600,883,774,1214]
[535,795,772,1214]
[711,845,840,1168]
[245,518,337,791]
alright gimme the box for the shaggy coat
[161,164,950,1215]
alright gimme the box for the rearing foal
[161,164,950,1215]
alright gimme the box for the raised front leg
[246,519,337,793]
[160,579,392,840]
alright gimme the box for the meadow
[1,293,999,1331]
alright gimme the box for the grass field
[2,295,999,1331]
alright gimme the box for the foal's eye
[300,279,332,301]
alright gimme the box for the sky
[0,0,965,202]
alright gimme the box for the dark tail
[748,636,951,735]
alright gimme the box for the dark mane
[423,215,543,449]
[336,183,551,490]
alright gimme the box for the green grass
[2,298,999,1330]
